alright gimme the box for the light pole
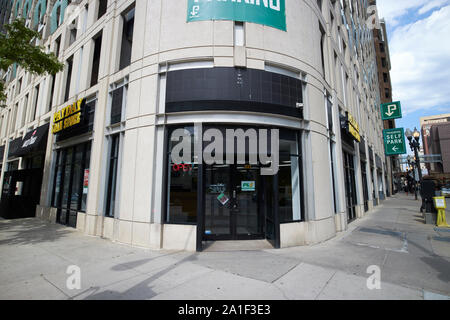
[405,128,424,210]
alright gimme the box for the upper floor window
[91,31,103,87]
[64,55,74,102]
[109,78,128,125]
[98,0,107,20]
[119,4,135,70]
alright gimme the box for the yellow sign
[433,196,447,209]
[52,98,84,134]
[434,197,449,228]
[347,112,361,142]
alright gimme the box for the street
[0,193,449,300]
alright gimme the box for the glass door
[204,163,263,240]
[233,164,263,239]
[204,164,232,239]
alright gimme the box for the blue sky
[376,0,450,148]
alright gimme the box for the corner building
[0,0,387,251]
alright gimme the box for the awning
[8,123,50,158]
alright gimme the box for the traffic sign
[383,128,407,156]
[381,101,402,120]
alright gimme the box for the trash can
[422,180,436,213]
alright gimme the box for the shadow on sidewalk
[77,254,199,300]
[0,218,74,246]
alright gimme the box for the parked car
[442,184,450,197]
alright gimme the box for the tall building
[372,13,397,195]
[421,114,450,174]
[0,0,387,251]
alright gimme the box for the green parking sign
[381,101,402,120]
[187,0,287,31]
[383,128,407,156]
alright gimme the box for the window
[234,21,245,46]
[383,72,388,83]
[48,74,56,111]
[109,78,128,125]
[97,0,107,20]
[320,26,326,76]
[55,35,61,57]
[385,88,390,98]
[68,20,77,46]
[105,134,120,217]
[17,78,22,95]
[10,103,18,133]
[119,4,135,70]
[326,96,337,213]
[278,130,303,223]
[32,85,39,121]
[166,126,198,224]
[64,55,74,102]
[379,43,385,52]
[90,32,102,87]
[317,0,322,11]
[381,57,387,68]
[21,94,28,128]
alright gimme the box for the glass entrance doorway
[204,163,264,240]
[52,142,91,228]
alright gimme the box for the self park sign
[383,128,407,156]
[187,0,287,31]
[381,101,402,121]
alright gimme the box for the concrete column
[84,80,109,235]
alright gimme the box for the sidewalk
[0,194,449,300]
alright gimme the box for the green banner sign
[383,128,407,156]
[187,0,286,31]
[381,101,402,121]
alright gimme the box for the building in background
[0,0,387,251]
[372,14,397,195]
[421,114,450,174]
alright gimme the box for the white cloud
[376,0,427,26]
[389,5,450,115]
[376,0,450,26]
[418,0,449,15]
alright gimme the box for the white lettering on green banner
[187,0,286,31]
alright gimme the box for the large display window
[164,124,304,248]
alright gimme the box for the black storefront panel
[8,137,23,159]
[165,67,304,119]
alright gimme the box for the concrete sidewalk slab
[190,250,301,283]
[273,263,336,300]
[151,270,286,300]
[74,262,214,300]
[316,271,423,300]
[0,275,68,300]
